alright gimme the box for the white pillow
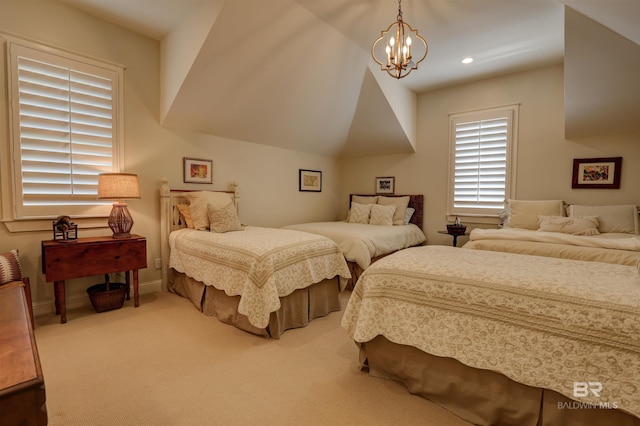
[404,207,416,225]
[538,215,600,236]
[369,204,396,226]
[208,202,242,233]
[569,205,638,234]
[351,195,378,205]
[183,191,235,230]
[378,196,410,226]
[504,199,565,230]
[348,203,372,224]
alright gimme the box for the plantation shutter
[448,106,518,216]
[8,41,122,218]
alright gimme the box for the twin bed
[159,179,426,338]
[343,199,640,425]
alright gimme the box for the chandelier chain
[397,0,403,22]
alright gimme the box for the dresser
[0,286,47,426]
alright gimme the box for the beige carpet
[34,290,470,426]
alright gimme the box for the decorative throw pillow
[348,203,372,224]
[378,196,410,226]
[184,191,235,230]
[505,199,565,230]
[404,207,416,225]
[369,204,396,226]
[569,205,638,234]
[0,249,22,285]
[208,202,242,233]
[188,198,210,230]
[538,215,600,236]
[176,204,194,228]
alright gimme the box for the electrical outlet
[155,258,162,270]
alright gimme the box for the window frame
[447,104,519,219]
[2,35,124,230]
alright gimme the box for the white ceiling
[56,0,640,156]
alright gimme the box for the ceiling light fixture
[372,0,428,79]
[461,57,474,64]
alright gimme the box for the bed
[342,245,640,426]
[464,200,640,266]
[282,194,426,287]
[159,178,351,338]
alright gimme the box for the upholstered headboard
[349,194,424,227]
[159,177,239,289]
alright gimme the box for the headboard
[159,177,239,289]
[349,194,424,228]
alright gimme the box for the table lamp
[97,173,141,238]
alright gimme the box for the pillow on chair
[0,249,22,285]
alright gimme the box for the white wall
[340,64,640,246]
[0,0,340,313]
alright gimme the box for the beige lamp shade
[97,173,140,238]
[97,173,141,200]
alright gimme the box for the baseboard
[33,279,163,317]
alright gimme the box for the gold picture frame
[184,157,213,184]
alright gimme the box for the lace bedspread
[170,227,351,328]
[342,245,640,417]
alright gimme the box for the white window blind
[8,41,123,219]
[448,105,518,216]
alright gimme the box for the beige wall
[0,0,340,314]
[339,64,640,246]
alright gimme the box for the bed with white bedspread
[342,245,640,425]
[160,179,351,338]
[283,194,426,287]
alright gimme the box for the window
[6,38,123,220]
[447,105,518,217]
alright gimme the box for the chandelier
[372,0,428,79]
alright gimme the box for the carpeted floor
[34,290,470,426]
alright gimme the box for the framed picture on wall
[184,157,213,184]
[299,169,322,192]
[375,176,395,194]
[572,157,622,189]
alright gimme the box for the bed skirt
[361,335,640,426]
[168,269,341,338]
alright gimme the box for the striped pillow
[348,203,372,224]
[0,249,22,285]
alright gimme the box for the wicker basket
[87,274,127,313]
[446,224,467,235]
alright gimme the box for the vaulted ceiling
[57,0,640,156]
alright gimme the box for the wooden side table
[42,235,147,323]
[438,230,470,247]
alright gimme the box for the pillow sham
[208,202,242,233]
[369,204,396,226]
[568,204,638,234]
[183,191,235,230]
[351,195,378,205]
[504,199,565,230]
[0,249,22,285]
[378,196,410,226]
[176,204,194,229]
[348,203,373,224]
[538,215,600,236]
[404,207,416,225]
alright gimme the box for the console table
[42,235,147,323]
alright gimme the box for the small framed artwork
[376,176,395,194]
[184,157,213,184]
[572,157,622,189]
[299,169,322,192]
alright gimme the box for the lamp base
[108,202,134,239]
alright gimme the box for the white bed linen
[469,228,640,250]
[281,222,426,269]
[342,246,640,418]
[169,227,351,328]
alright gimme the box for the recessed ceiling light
[461,57,474,64]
